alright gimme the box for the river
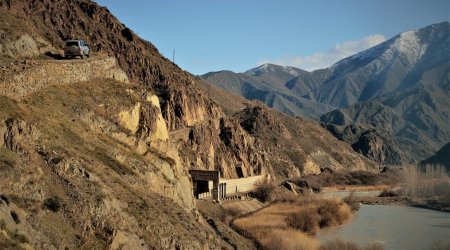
[317,205,450,250]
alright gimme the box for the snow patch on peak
[330,28,428,74]
[246,63,271,75]
[259,63,270,70]
[246,63,301,77]
[283,66,301,77]
[391,30,427,64]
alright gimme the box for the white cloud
[257,34,386,71]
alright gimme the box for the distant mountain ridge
[203,66,334,118]
[204,21,450,164]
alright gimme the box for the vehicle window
[66,41,79,46]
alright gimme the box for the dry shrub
[263,229,318,250]
[378,189,399,197]
[233,203,318,248]
[233,196,353,248]
[222,206,243,225]
[286,207,319,234]
[401,164,449,198]
[286,197,351,234]
[429,240,450,250]
[343,192,361,211]
[320,239,360,250]
[317,199,350,228]
[43,196,61,212]
[252,179,276,202]
[273,190,297,203]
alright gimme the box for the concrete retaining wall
[220,175,268,196]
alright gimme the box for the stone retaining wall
[0,56,128,99]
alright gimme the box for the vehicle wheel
[87,53,90,58]
[80,55,85,59]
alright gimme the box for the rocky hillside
[322,123,409,165]
[233,105,378,178]
[0,0,222,130]
[0,68,222,248]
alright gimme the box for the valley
[0,0,448,249]
[204,22,450,165]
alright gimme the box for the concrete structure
[189,169,269,201]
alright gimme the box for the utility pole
[172,49,175,63]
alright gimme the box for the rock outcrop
[351,129,406,165]
[0,10,55,57]
[174,116,269,179]
[322,123,408,165]
[232,105,378,178]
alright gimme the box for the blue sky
[94,0,448,75]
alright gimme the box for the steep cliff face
[322,123,409,165]
[232,105,379,178]
[0,0,222,130]
[178,117,269,179]
[351,129,407,165]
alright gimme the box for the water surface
[318,205,450,250]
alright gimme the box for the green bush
[10,211,20,224]
[43,196,61,212]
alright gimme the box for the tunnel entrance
[189,170,220,200]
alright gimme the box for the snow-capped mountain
[203,21,450,164]
[310,21,449,107]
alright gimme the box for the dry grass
[232,196,353,249]
[286,207,320,234]
[262,229,318,250]
[320,239,384,250]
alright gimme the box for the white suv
[64,39,90,59]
